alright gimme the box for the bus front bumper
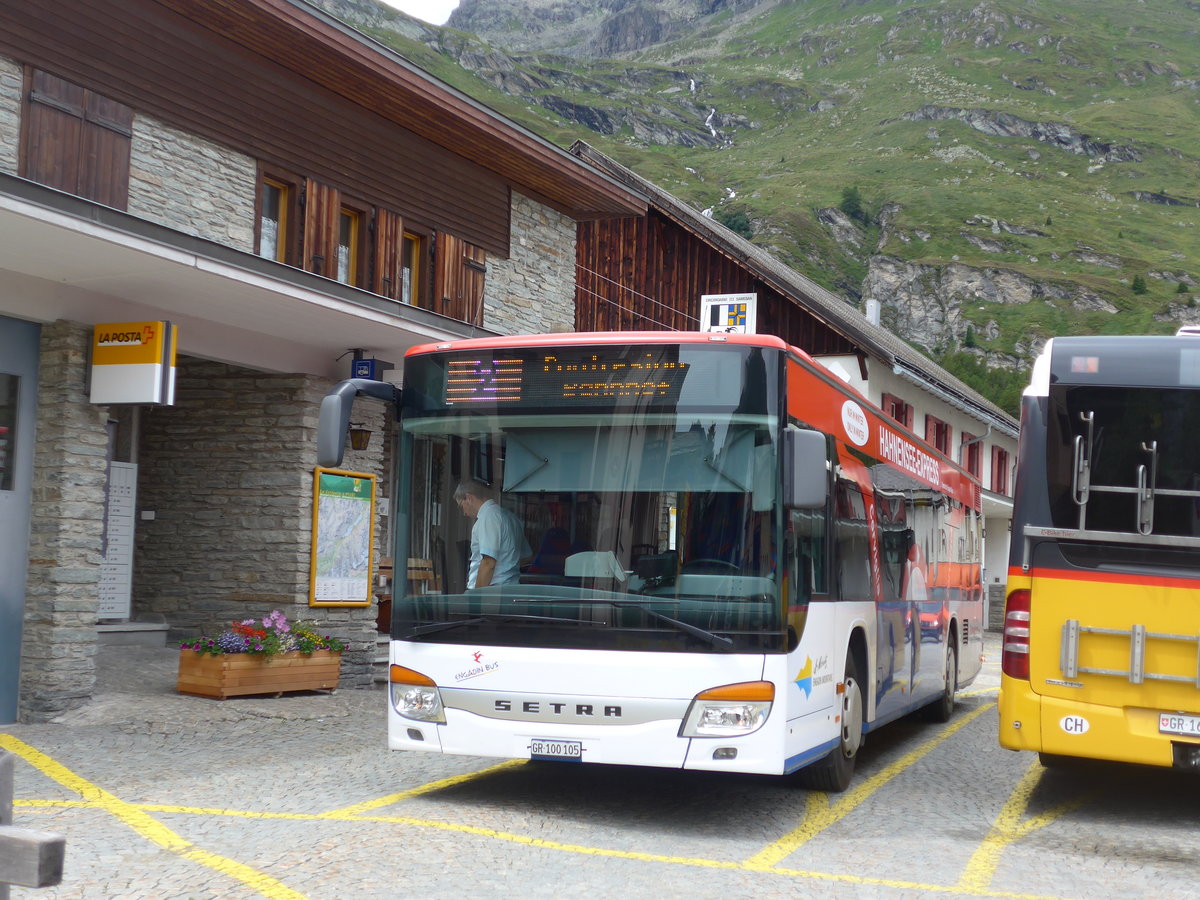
[387,705,788,775]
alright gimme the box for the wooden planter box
[176,649,341,700]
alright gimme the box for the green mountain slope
[320,0,1200,409]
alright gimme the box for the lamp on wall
[347,423,372,451]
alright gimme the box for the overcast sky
[381,0,460,25]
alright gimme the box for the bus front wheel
[797,654,863,792]
[923,639,958,723]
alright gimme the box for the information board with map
[309,468,375,607]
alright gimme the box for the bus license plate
[530,739,582,761]
[1159,713,1200,736]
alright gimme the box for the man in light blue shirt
[455,479,531,588]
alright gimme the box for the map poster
[309,467,376,607]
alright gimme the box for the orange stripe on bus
[1016,565,1200,591]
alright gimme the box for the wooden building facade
[577,210,859,356]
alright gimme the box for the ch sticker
[1059,715,1090,735]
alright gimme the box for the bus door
[837,475,911,718]
[874,489,921,717]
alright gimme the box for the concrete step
[374,633,389,684]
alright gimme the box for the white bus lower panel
[390,700,791,774]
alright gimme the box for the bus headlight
[390,665,445,723]
[680,681,774,737]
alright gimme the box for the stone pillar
[128,114,257,252]
[0,55,20,176]
[483,191,576,335]
[20,321,110,722]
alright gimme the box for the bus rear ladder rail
[1060,618,1200,687]
[1072,414,1200,536]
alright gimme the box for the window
[336,206,362,286]
[22,69,132,208]
[961,432,982,478]
[259,174,482,322]
[991,446,1010,494]
[401,231,421,305]
[925,415,951,456]
[834,479,871,602]
[257,176,295,263]
[373,209,428,306]
[881,393,913,429]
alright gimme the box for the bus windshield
[397,344,785,653]
[1046,383,1200,568]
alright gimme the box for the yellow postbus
[1000,333,1200,770]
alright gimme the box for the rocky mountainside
[314,0,1200,412]
[448,0,762,56]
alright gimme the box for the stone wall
[0,55,20,175]
[132,359,385,686]
[483,191,576,334]
[128,115,257,252]
[20,321,111,722]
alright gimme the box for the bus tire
[797,654,863,792]
[1038,752,1075,769]
[923,639,957,723]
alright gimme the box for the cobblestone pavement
[3,632,1199,899]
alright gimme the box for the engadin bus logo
[794,657,814,697]
[455,650,500,682]
[841,400,870,447]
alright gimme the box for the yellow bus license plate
[1159,713,1200,736]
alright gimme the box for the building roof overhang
[0,175,483,379]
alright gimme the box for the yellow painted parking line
[4,706,1085,900]
[958,759,1093,894]
[744,701,994,869]
[0,734,307,900]
[320,759,525,816]
[11,799,1079,900]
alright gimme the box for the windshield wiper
[611,602,734,649]
[462,596,736,649]
[535,598,733,649]
[404,613,597,638]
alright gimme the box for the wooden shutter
[24,69,131,208]
[434,232,486,326]
[303,178,340,279]
[373,208,403,301]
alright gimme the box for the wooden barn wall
[577,211,858,355]
[0,0,512,257]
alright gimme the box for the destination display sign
[442,347,693,408]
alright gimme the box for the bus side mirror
[783,427,828,509]
[317,378,401,469]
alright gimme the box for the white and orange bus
[1000,333,1200,770]
[320,332,984,790]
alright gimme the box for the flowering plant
[181,609,345,658]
